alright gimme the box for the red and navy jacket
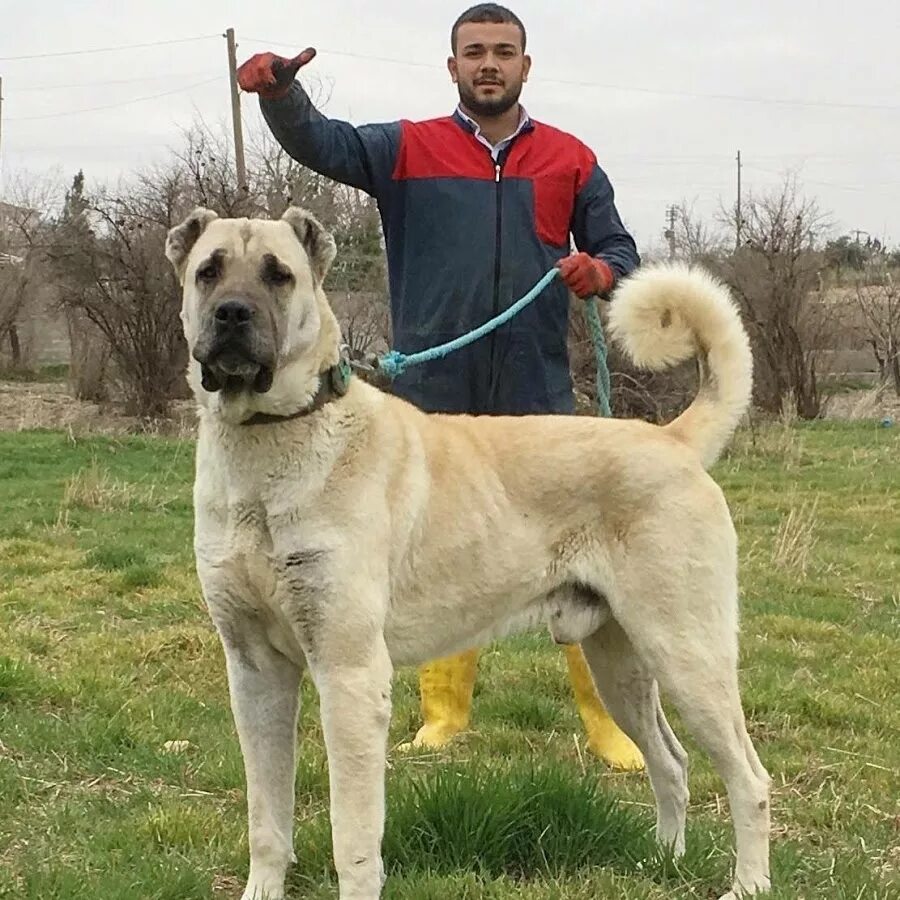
[261,84,640,415]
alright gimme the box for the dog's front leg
[311,634,393,900]
[217,616,304,900]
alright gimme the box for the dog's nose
[214,300,253,329]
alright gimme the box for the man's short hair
[451,4,527,54]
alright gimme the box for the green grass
[0,423,897,899]
[0,363,70,383]
[818,373,878,394]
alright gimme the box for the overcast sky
[2,0,898,252]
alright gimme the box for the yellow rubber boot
[565,644,644,771]
[407,649,479,749]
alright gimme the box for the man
[237,3,643,769]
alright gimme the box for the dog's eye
[196,262,219,283]
[261,253,293,288]
[268,268,293,286]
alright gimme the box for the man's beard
[458,79,523,117]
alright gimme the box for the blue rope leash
[584,298,612,418]
[374,266,612,416]
[378,267,562,379]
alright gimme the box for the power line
[0,35,221,62]
[241,37,900,112]
[3,33,897,113]
[537,79,900,113]
[14,71,220,93]
[7,78,222,122]
[6,141,168,153]
[603,151,900,163]
[744,165,900,191]
[242,38,437,72]
[3,34,897,112]
[743,163,865,192]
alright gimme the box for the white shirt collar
[456,104,531,160]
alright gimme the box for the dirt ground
[0,380,198,438]
[823,385,900,423]
[0,378,897,437]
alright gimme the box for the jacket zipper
[493,161,503,310]
[487,159,503,410]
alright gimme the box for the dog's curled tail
[606,262,753,469]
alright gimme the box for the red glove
[556,252,615,299]
[236,47,317,100]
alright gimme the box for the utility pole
[0,76,5,240]
[0,76,4,192]
[665,205,677,260]
[225,29,248,194]
[735,149,742,250]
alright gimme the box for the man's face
[448,21,531,117]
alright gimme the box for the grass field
[0,422,897,899]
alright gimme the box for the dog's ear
[281,206,337,284]
[166,208,218,280]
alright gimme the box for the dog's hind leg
[215,612,305,900]
[607,575,771,898]
[580,620,689,855]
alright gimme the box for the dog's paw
[241,880,285,900]
[718,873,771,899]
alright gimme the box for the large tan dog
[165,206,771,900]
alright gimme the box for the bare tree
[331,289,390,361]
[42,171,111,400]
[44,169,187,417]
[0,174,63,370]
[173,121,259,219]
[672,200,727,264]
[247,123,338,220]
[854,275,900,394]
[717,176,840,418]
[0,258,28,368]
